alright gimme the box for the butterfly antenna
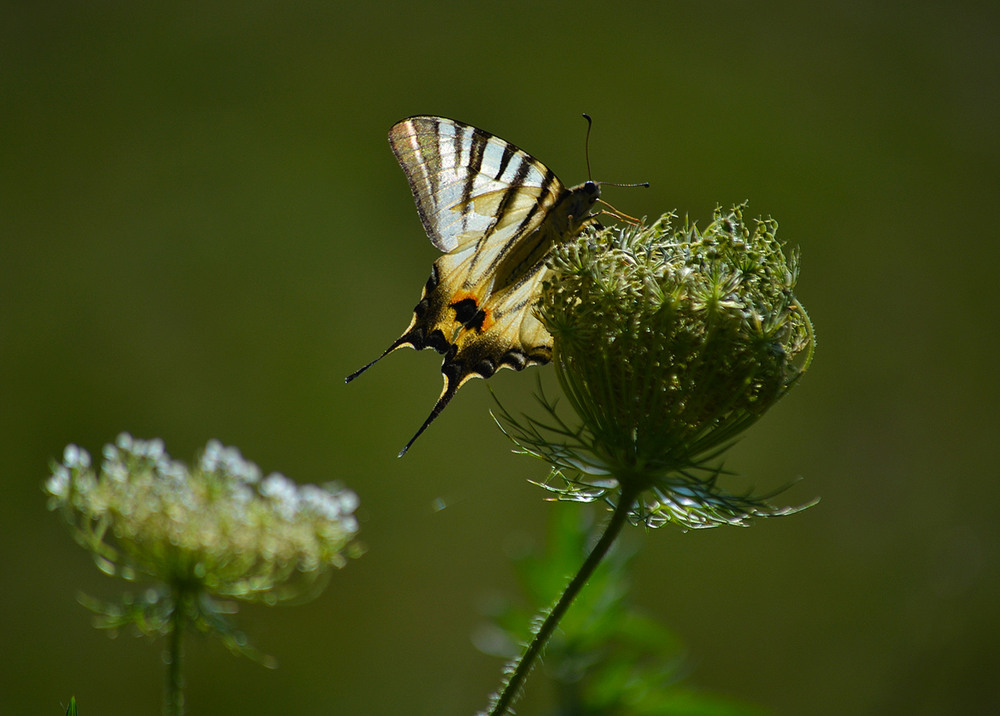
[581,113,651,193]
[582,112,594,181]
[599,181,650,189]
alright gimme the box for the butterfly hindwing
[347,116,601,454]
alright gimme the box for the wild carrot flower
[46,434,362,714]
[500,205,815,528]
[487,206,815,715]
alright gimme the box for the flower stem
[488,487,639,716]
[164,588,186,716]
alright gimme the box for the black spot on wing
[501,349,529,372]
[425,329,451,354]
[450,297,478,323]
[502,345,551,371]
[475,357,497,378]
[463,310,488,332]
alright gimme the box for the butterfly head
[566,180,602,224]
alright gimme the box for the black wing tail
[344,334,417,384]
[397,379,458,458]
[397,362,481,457]
[344,355,383,384]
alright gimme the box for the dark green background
[3,2,997,714]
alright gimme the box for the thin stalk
[488,486,640,716]
[164,587,186,716]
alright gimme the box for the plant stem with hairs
[488,484,640,716]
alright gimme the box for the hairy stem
[488,487,639,716]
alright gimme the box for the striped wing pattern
[347,116,601,455]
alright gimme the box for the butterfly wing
[389,116,562,254]
[347,116,600,455]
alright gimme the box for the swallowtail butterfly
[347,116,602,455]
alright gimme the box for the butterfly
[347,115,602,456]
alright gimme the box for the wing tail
[345,335,414,384]
[397,363,479,457]
[344,355,382,384]
[397,382,457,458]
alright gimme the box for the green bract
[500,205,815,529]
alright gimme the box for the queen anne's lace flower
[486,206,816,716]
[499,206,816,528]
[46,434,362,658]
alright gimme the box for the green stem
[488,488,639,716]
[164,587,186,716]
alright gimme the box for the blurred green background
[3,2,998,714]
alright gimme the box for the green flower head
[500,206,815,529]
[46,434,362,659]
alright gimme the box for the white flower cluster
[47,434,361,603]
